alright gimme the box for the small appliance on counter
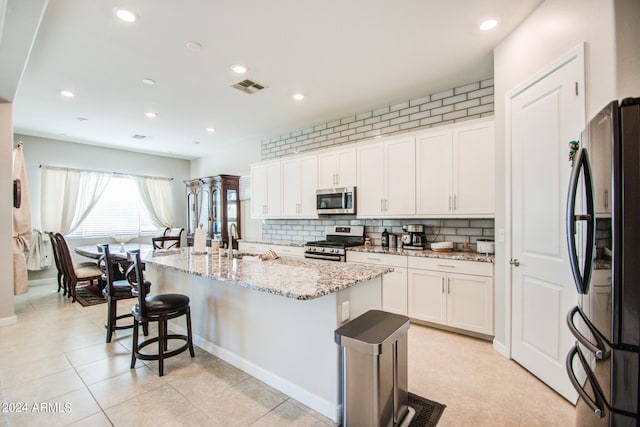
[401,224,427,250]
[476,239,495,254]
[304,225,365,262]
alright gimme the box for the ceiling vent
[232,79,267,95]
[131,134,151,140]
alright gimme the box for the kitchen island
[141,248,392,422]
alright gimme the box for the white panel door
[356,142,384,216]
[384,136,415,216]
[510,52,584,402]
[408,269,446,325]
[453,121,495,215]
[416,130,453,215]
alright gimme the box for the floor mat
[408,392,446,427]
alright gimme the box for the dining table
[75,243,154,280]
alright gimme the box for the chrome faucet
[228,223,238,260]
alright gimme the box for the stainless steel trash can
[335,310,411,427]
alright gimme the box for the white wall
[615,0,640,98]
[0,103,15,324]
[492,0,617,350]
[19,134,191,282]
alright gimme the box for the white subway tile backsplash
[419,100,443,111]
[390,115,409,125]
[390,101,410,112]
[454,82,480,95]
[431,105,454,115]
[341,116,356,125]
[431,89,454,101]
[410,95,430,107]
[468,104,494,115]
[356,111,373,121]
[442,94,467,106]
[481,78,494,88]
[454,99,480,110]
[443,110,468,121]
[467,87,494,100]
[381,111,400,121]
[373,106,390,116]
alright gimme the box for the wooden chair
[152,227,183,249]
[47,231,66,295]
[99,244,150,343]
[53,233,104,303]
[128,249,194,376]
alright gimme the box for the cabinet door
[453,121,495,215]
[384,137,415,216]
[298,155,318,217]
[357,142,385,216]
[446,272,494,335]
[335,147,357,187]
[265,162,282,217]
[382,267,408,315]
[317,151,337,189]
[251,164,269,218]
[281,158,302,216]
[416,130,453,215]
[408,269,446,325]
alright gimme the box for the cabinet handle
[449,195,452,211]
[453,195,457,210]
[381,199,385,211]
[604,190,608,209]
[441,277,444,293]
[366,257,382,262]
[334,173,338,185]
[437,264,455,268]
[447,278,451,294]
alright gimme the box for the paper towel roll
[194,227,207,253]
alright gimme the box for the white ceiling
[12,0,542,160]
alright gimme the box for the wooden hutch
[184,175,241,248]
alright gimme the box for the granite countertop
[238,239,306,247]
[348,245,495,263]
[142,248,392,300]
[594,258,611,270]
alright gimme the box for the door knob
[510,259,520,267]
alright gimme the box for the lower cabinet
[408,257,494,335]
[347,251,408,315]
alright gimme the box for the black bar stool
[99,244,150,343]
[127,249,195,376]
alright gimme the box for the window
[66,176,159,239]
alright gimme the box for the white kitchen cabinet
[251,161,281,218]
[408,257,494,335]
[317,147,357,189]
[416,119,494,216]
[347,251,408,315]
[281,154,318,218]
[357,136,415,217]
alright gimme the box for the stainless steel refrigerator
[566,97,640,426]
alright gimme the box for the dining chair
[47,231,66,295]
[128,249,194,376]
[151,227,184,249]
[53,233,104,303]
[99,244,150,343]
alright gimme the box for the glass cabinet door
[187,192,197,235]
[197,189,210,231]
[227,189,238,236]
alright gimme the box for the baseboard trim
[28,278,57,287]
[0,315,17,327]
[171,323,340,423]
[493,339,509,358]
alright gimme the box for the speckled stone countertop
[142,248,392,300]
[238,239,306,247]
[348,245,495,263]
[594,258,611,270]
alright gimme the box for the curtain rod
[38,165,173,181]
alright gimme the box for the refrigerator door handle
[566,306,610,359]
[566,344,607,418]
[566,148,596,294]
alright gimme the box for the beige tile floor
[0,284,576,426]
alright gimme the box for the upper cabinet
[317,147,357,189]
[416,120,495,217]
[281,154,318,218]
[251,161,281,218]
[357,135,416,217]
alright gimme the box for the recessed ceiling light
[142,78,156,85]
[114,8,138,23]
[480,19,498,31]
[145,112,157,118]
[59,90,75,98]
[76,117,88,121]
[186,41,203,51]
[206,127,216,133]
[193,141,201,145]
[293,93,305,101]
[230,65,247,74]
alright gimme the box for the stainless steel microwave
[316,187,356,215]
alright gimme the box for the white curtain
[41,167,111,234]
[134,176,175,228]
[13,145,32,295]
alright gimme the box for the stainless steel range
[304,225,365,262]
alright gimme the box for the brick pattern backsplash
[262,218,495,251]
[261,78,494,160]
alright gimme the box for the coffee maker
[401,224,427,250]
